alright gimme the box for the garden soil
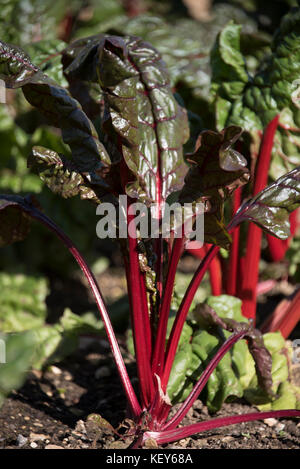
[0,262,299,450]
[0,336,299,450]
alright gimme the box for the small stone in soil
[263,418,278,427]
[30,433,48,442]
[17,434,28,447]
[63,371,73,381]
[50,366,62,375]
[45,444,64,449]
[74,420,87,434]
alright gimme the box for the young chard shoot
[0,25,300,447]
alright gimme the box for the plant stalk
[127,207,155,408]
[162,330,247,430]
[29,208,142,418]
[161,244,220,391]
[226,187,241,296]
[143,410,300,445]
[240,114,279,322]
[151,237,184,376]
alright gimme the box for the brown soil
[0,337,299,450]
[0,258,299,450]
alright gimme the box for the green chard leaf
[25,39,68,87]
[109,6,259,109]
[166,294,298,413]
[179,126,250,247]
[0,331,35,407]
[167,342,194,401]
[0,0,69,45]
[191,328,244,412]
[192,299,274,399]
[0,273,48,332]
[235,166,300,239]
[244,332,300,410]
[211,7,300,178]
[211,22,248,104]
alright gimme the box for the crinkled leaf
[192,299,274,399]
[167,297,247,408]
[59,308,104,336]
[167,300,296,412]
[97,35,190,205]
[62,34,104,83]
[205,294,245,321]
[167,342,193,401]
[31,326,63,370]
[231,338,256,389]
[207,344,244,412]
[65,33,190,204]
[262,331,287,355]
[211,8,300,178]
[244,332,300,410]
[179,126,250,247]
[28,146,101,203]
[191,329,244,412]
[0,40,111,189]
[22,78,110,183]
[62,34,106,123]
[236,167,300,239]
[240,30,271,76]
[258,381,300,411]
[0,40,39,86]
[211,21,248,104]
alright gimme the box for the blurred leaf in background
[0,0,71,44]
[0,271,107,407]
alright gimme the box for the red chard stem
[240,114,279,322]
[127,206,155,408]
[161,244,220,391]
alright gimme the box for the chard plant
[0,23,300,447]
[184,5,300,338]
